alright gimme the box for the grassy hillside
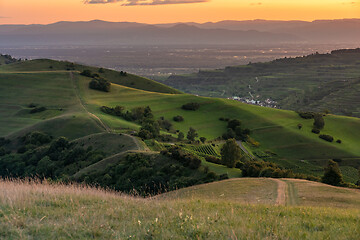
[160,178,360,209]
[164,49,360,117]
[1,179,359,239]
[1,57,360,183]
[0,59,181,94]
[77,74,360,181]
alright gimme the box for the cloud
[250,2,262,6]
[342,1,359,5]
[84,0,209,6]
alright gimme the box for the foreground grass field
[1,179,359,240]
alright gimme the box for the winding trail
[69,72,111,132]
[69,72,144,151]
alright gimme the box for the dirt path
[69,72,111,132]
[272,179,287,205]
[236,141,254,160]
[69,72,145,151]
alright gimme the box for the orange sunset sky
[0,0,359,24]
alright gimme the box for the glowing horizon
[0,0,359,25]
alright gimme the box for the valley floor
[1,178,359,239]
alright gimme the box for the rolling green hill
[1,178,359,239]
[164,48,360,117]
[1,58,360,183]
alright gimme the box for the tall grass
[1,179,359,239]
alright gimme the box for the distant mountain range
[0,19,359,46]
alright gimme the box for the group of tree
[0,132,105,179]
[182,102,200,111]
[81,69,111,92]
[222,119,250,141]
[79,152,213,196]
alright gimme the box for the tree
[178,132,184,141]
[187,127,198,141]
[221,139,242,168]
[227,119,241,130]
[200,137,206,143]
[322,160,343,186]
[313,114,325,130]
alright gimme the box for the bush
[319,134,334,142]
[200,137,207,143]
[0,137,10,147]
[219,174,229,180]
[205,156,222,165]
[297,124,303,129]
[298,111,314,119]
[80,69,93,77]
[89,78,111,92]
[311,128,320,134]
[227,119,241,130]
[182,102,200,111]
[173,115,184,122]
[336,139,342,144]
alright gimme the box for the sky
[0,0,359,24]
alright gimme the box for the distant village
[229,96,279,109]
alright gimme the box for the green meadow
[1,58,360,181]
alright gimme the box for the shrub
[222,128,236,140]
[182,102,200,111]
[89,78,111,92]
[311,128,320,134]
[297,124,303,129]
[99,68,105,73]
[336,139,342,144]
[298,111,314,119]
[319,134,334,142]
[0,137,10,147]
[200,137,207,143]
[157,119,173,131]
[219,174,229,180]
[173,115,184,122]
[80,69,93,77]
[205,156,222,165]
[227,119,241,130]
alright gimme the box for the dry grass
[1,179,360,239]
[288,179,360,209]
